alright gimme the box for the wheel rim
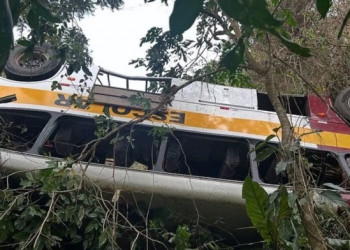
[16,52,48,69]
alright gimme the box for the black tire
[4,43,63,81]
[334,87,350,120]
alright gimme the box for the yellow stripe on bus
[1,86,350,150]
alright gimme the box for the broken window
[163,132,250,180]
[0,110,50,152]
[258,147,346,189]
[257,92,307,116]
[40,115,160,169]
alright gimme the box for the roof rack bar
[97,76,103,85]
[107,73,111,86]
[99,67,171,86]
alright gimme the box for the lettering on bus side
[109,105,185,124]
[54,94,70,107]
[54,95,185,124]
[169,111,185,124]
[54,94,89,109]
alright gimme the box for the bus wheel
[4,43,63,81]
[334,87,350,120]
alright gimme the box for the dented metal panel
[172,79,258,109]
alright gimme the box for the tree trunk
[265,71,326,249]
[264,72,292,148]
[219,11,327,249]
[293,162,327,249]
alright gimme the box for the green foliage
[255,144,278,162]
[316,0,332,19]
[146,212,227,249]
[169,0,204,36]
[94,114,118,138]
[129,92,152,111]
[148,126,169,146]
[251,134,278,162]
[0,0,123,75]
[0,164,236,249]
[317,190,349,209]
[136,0,313,86]
[338,8,350,39]
[68,93,92,109]
[242,177,272,243]
[51,80,62,91]
[195,60,254,88]
[218,0,282,29]
[268,28,311,57]
[26,0,61,30]
[243,177,308,249]
[0,167,109,249]
[327,238,350,248]
[173,225,191,249]
[130,27,189,77]
[219,38,245,73]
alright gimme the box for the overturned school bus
[1,44,350,242]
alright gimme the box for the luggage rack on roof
[92,67,172,110]
[96,67,171,92]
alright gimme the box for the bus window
[164,133,250,180]
[306,152,344,188]
[258,148,345,189]
[41,116,160,169]
[0,110,50,152]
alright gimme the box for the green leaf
[338,8,350,39]
[51,80,62,91]
[327,238,350,248]
[0,229,8,243]
[276,186,291,223]
[318,190,348,209]
[28,205,45,217]
[9,0,22,25]
[82,64,92,76]
[250,134,276,154]
[33,0,61,23]
[78,206,85,222]
[282,9,297,27]
[218,0,282,29]
[256,144,277,162]
[268,29,311,57]
[321,182,345,191]
[67,65,74,75]
[275,161,287,175]
[98,231,108,247]
[169,0,204,36]
[174,225,191,249]
[27,8,40,29]
[242,177,272,243]
[85,221,98,234]
[17,39,34,48]
[279,219,293,242]
[102,105,110,117]
[316,0,332,19]
[13,231,28,241]
[219,38,245,72]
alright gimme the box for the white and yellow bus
[1,44,350,241]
